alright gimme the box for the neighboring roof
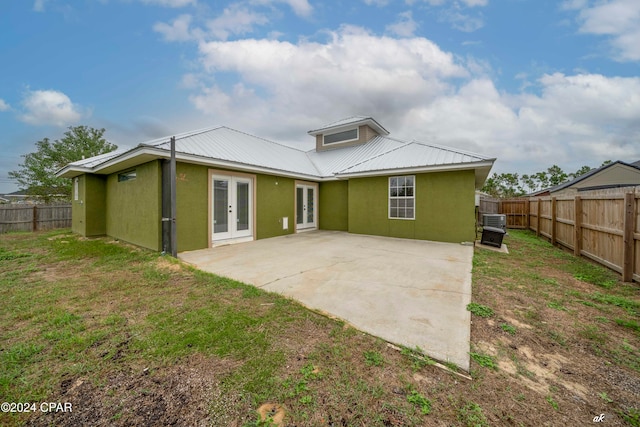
[549,160,640,193]
[57,119,495,187]
[308,116,389,137]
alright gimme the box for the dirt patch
[25,354,238,427]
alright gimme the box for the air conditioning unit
[482,214,506,230]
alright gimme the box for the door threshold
[295,228,317,233]
[211,236,254,247]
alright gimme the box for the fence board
[0,204,71,234]
[480,190,639,283]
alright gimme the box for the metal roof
[147,126,318,177]
[67,148,129,169]
[306,135,406,177]
[57,119,495,183]
[336,140,492,175]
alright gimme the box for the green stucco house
[56,117,495,252]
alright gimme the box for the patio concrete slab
[179,231,473,370]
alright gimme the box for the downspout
[170,136,177,257]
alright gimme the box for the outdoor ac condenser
[482,214,506,230]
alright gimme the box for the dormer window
[324,128,358,145]
[309,116,390,152]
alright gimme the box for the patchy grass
[1,228,639,426]
[466,303,494,318]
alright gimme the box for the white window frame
[73,177,79,201]
[388,175,415,220]
[323,128,359,146]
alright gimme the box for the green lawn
[1,229,639,426]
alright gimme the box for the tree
[8,126,117,202]
[569,165,592,180]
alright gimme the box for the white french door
[212,175,253,242]
[296,183,317,231]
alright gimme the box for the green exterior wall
[71,174,106,236]
[84,174,106,236]
[71,176,85,235]
[347,170,476,243]
[256,175,295,240]
[105,161,162,251]
[170,164,296,250]
[175,163,209,252]
[76,157,476,252]
[319,180,348,231]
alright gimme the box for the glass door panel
[213,179,229,234]
[212,175,252,242]
[296,184,317,230]
[306,188,314,224]
[296,187,304,225]
[236,181,249,232]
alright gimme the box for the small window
[118,170,137,182]
[389,176,415,219]
[323,128,358,145]
[73,177,79,201]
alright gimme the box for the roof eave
[334,160,495,180]
[69,145,327,182]
[56,165,93,178]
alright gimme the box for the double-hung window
[389,176,415,219]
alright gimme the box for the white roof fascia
[90,146,325,182]
[411,140,493,160]
[172,152,325,181]
[56,166,93,178]
[334,160,495,178]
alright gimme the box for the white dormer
[308,116,390,152]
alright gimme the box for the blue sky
[1,0,639,193]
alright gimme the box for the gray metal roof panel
[306,136,406,177]
[61,123,494,179]
[67,148,129,168]
[148,127,318,176]
[336,140,492,174]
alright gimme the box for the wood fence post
[622,193,635,282]
[536,199,541,236]
[574,196,582,257]
[525,199,530,230]
[551,197,557,246]
[32,205,37,232]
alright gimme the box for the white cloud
[0,99,10,112]
[33,0,49,12]
[408,73,640,170]
[20,89,85,127]
[153,14,196,41]
[206,4,269,40]
[252,0,313,17]
[139,0,196,7]
[363,0,389,6]
[161,19,639,174]
[386,11,418,37]
[414,0,487,7]
[572,0,640,61]
[439,8,484,32]
[189,26,468,138]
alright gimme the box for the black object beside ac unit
[481,226,506,248]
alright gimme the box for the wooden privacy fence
[479,190,640,282]
[529,193,639,283]
[478,197,529,229]
[0,204,71,234]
